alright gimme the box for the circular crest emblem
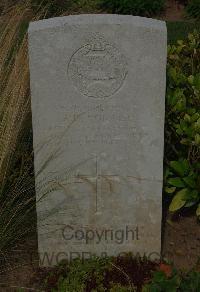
[68,36,128,98]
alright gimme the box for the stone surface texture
[28,14,167,266]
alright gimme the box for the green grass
[166,21,200,44]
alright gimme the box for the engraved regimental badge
[68,34,128,98]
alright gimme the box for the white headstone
[28,14,167,266]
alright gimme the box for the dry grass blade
[0,1,50,187]
[0,5,33,187]
[0,2,51,268]
[0,1,66,272]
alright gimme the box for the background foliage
[31,0,73,16]
[165,31,200,216]
[143,267,200,291]
[186,0,200,20]
[99,0,165,16]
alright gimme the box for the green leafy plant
[165,159,200,214]
[142,270,180,292]
[143,268,200,292]
[99,0,165,17]
[179,270,200,291]
[46,257,111,292]
[110,283,136,291]
[186,0,200,20]
[44,255,154,291]
[43,258,200,292]
[165,31,200,217]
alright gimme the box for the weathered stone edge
[28,14,166,34]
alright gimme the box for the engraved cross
[76,155,101,213]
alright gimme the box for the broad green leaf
[180,138,190,145]
[184,126,194,138]
[188,108,196,115]
[167,93,178,107]
[195,134,200,146]
[177,40,184,46]
[183,176,196,189]
[180,119,188,130]
[184,114,191,122]
[168,177,185,188]
[188,75,194,85]
[195,118,200,130]
[153,270,166,282]
[176,97,186,111]
[170,160,189,177]
[168,67,177,82]
[190,190,199,200]
[169,189,187,212]
[188,33,193,41]
[196,204,200,217]
[191,113,200,123]
[181,159,190,175]
[176,127,183,135]
[165,187,176,194]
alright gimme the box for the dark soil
[163,210,200,270]
[0,237,38,292]
[104,256,158,291]
[160,0,185,21]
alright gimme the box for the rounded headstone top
[28,14,167,33]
